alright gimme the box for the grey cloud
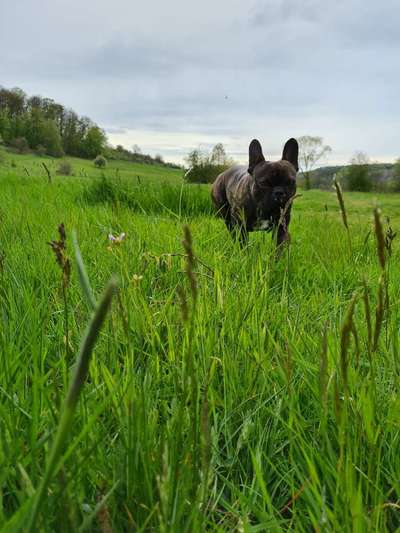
[1,0,400,163]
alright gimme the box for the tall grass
[0,173,399,530]
[81,176,213,217]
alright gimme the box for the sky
[1,0,399,166]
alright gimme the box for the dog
[211,138,298,247]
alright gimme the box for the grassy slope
[0,148,184,183]
[0,156,400,531]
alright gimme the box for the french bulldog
[211,138,298,246]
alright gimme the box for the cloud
[1,0,400,164]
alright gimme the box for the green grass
[0,156,400,531]
[0,147,184,184]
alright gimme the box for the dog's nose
[273,190,285,203]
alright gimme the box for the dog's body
[211,138,299,246]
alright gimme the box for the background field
[0,154,400,531]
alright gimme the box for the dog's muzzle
[272,188,286,205]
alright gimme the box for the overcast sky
[1,0,399,165]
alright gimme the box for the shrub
[184,145,232,184]
[184,163,228,184]
[391,158,400,192]
[10,137,29,154]
[346,152,372,192]
[56,160,73,176]
[94,154,107,169]
[36,144,47,157]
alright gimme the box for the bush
[391,158,400,192]
[184,163,227,184]
[184,144,233,184]
[36,144,47,157]
[10,137,29,154]
[56,160,73,176]
[346,152,372,192]
[94,154,107,168]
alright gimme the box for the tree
[211,143,227,165]
[40,119,64,157]
[298,136,332,190]
[184,144,233,183]
[132,144,142,155]
[83,126,106,159]
[346,152,372,191]
[391,158,400,192]
[185,148,204,168]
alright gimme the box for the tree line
[184,136,400,192]
[0,87,106,158]
[0,86,180,168]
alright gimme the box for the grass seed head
[47,223,71,288]
[373,207,386,270]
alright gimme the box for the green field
[0,149,183,184]
[1,153,400,531]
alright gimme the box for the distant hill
[307,162,395,190]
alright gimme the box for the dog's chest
[253,218,273,231]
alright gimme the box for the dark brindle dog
[211,138,298,246]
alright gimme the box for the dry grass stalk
[373,207,386,270]
[48,223,71,288]
[384,217,397,256]
[333,177,348,231]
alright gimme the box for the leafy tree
[185,149,203,168]
[346,152,372,191]
[391,158,400,192]
[211,143,227,165]
[298,136,332,190]
[40,119,64,157]
[184,144,232,183]
[0,110,12,142]
[83,126,106,159]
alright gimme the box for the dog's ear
[282,138,299,172]
[248,139,265,175]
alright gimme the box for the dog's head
[248,138,298,211]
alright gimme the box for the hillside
[0,146,183,184]
[309,162,395,190]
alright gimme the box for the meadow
[0,151,400,531]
